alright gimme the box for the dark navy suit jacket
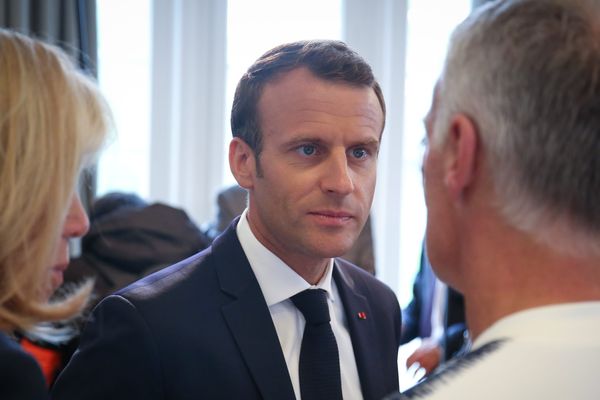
[0,332,48,400]
[52,219,401,400]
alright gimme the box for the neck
[460,221,600,340]
[245,213,330,285]
[292,260,330,285]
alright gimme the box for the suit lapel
[214,221,296,400]
[333,261,385,400]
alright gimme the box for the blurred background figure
[400,245,466,377]
[65,192,210,308]
[207,184,376,274]
[0,29,110,398]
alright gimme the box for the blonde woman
[0,30,110,399]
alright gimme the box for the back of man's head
[231,40,386,156]
[434,0,600,256]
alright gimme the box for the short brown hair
[231,40,386,156]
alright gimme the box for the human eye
[351,147,368,159]
[295,143,318,157]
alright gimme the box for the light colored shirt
[237,209,363,400]
[429,278,447,343]
[397,302,600,399]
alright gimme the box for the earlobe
[444,114,478,200]
[229,138,256,189]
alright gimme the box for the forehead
[257,67,384,138]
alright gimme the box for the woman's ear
[229,137,257,189]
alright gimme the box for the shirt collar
[473,301,600,350]
[236,208,335,307]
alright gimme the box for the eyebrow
[284,136,380,147]
[282,137,326,148]
[354,138,380,149]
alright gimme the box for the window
[398,0,471,306]
[96,0,151,198]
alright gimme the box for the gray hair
[435,0,600,255]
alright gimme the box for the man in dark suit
[53,40,401,400]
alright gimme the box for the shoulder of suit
[116,247,214,300]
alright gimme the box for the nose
[321,150,354,195]
[63,193,90,239]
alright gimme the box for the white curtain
[150,0,227,225]
[342,0,409,292]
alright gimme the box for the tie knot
[291,289,330,326]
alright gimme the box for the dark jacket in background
[401,250,466,361]
[65,197,210,305]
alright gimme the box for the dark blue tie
[291,289,343,400]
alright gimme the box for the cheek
[425,215,452,286]
[423,149,453,273]
[422,158,434,206]
[50,239,70,266]
[352,165,375,187]
[422,146,445,204]
[363,173,377,211]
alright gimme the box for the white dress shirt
[237,209,363,400]
[429,278,447,343]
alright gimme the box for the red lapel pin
[357,311,367,320]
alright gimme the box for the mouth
[53,262,68,273]
[50,264,68,290]
[308,210,355,226]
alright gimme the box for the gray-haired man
[389,0,600,398]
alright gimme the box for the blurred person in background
[400,247,466,377]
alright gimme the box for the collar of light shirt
[236,209,335,304]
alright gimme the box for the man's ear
[444,113,478,200]
[229,137,257,189]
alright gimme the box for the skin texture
[45,193,89,298]
[230,67,384,285]
[421,88,457,288]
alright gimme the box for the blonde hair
[0,30,110,331]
